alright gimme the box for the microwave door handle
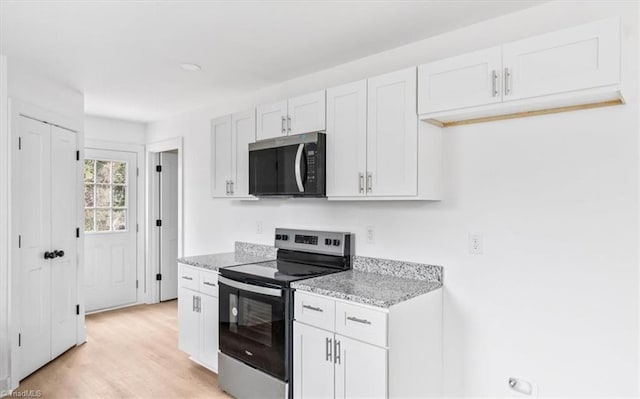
[294,143,305,192]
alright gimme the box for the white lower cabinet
[177,264,219,372]
[293,290,443,398]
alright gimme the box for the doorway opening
[146,138,183,303]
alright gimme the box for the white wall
[0,54,9,394]
[147,1,639,396]
[84,115,145,145]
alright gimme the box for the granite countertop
[177,252,275,271]
[291,256,443,308]
[177,242,277,271]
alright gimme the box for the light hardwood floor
[17,301,231,398]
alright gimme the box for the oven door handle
[294,143,305,193]
[219,276,283,297]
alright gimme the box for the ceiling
[0,0,546,123]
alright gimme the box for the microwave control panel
[305,144,317,184]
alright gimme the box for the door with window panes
[83,149,138,312]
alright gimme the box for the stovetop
[220,260,344,287]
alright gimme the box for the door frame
[146,137,183,304]
[8,98,84,391]
[84,140,146,311]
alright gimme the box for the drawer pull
[181,276,193,280]
[347,316,372,325]
[203,281,216,287]
[303,304,324,313]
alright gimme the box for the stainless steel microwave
[248,132,326,197]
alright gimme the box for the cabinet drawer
[178,265,199,290]
[295,291,335,331]
[335,301,387,347]
[199,270,219,297]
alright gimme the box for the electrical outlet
[366,226,375,244]
[468,233,483,255]
[256,221,263,234]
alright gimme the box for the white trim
[85,140,146,307]
[0,54,9,395]
[8,99,85,390]
[145,138,183,304]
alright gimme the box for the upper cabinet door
[502,17,620,101]
[326,80,367,197]
[288,90,326,135]
[418,46,503,114]
[256,100,288,141]
[211,115,232,197]
[231,110,256,198]
[367,67,418,197]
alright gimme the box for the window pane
[96,184,111,207]
[112,162,126,184]
[96,209,111,231]
[96,161,111,184]
[84,160,95,183]
[112,209,127,231]
[84,184,95,208]
[112,186,126,207]
[84,209,95,232]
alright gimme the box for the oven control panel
[275,228,352,256]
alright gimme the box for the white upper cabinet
[367,67,418,197]
[502,17,620,101]
[418,47,503,114]
[231,110,256,198]
[288,90,326,135]
[418,17,622,126]
[256,100,288,140]
[211,111,256,199]
[257,91,326,140]
[211,115,232,197]
[326,80,367,197]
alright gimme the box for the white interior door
[83,149,138,312]
[16,116,52,380]
[50,125,78,357]
[159,151,178,301]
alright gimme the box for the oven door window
[219,281,286,380]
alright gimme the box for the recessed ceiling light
[179,63,201,71]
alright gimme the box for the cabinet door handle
[302,304,323,312]
[504,67,511,96]
[326,337,332,362]
[230,180,234,195]
[347,316,372,325]
[358,173,364,194]
[366,172,372,193]
[203,281,216,287]
[334,339,341,365]
[281,116,286,135]
[192,295,197,312]
[181,276,193,280]
[196,296,201,313]
[491,69,498,97]
[225,180,229,195]
[287,116,291,134]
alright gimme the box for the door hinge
[156,273,162,281]
[18,235,21,248]
[18,137,22,150]
[76,150,80,161]
[18,333,21,347]
[156,219,162,227]
[76,227,80,238]
[156,165,162,172]
[76,304,80,315]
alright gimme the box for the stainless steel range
[218,228,353,399]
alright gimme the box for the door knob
[54,250,65,258]
[44,251,56,260]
